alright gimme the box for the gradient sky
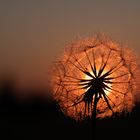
[0,0,140,89]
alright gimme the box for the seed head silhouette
[51,34,140,120]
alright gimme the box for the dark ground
[0,79,140,140]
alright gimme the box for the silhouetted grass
[0,78,139,140]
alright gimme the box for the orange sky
[0,0,140,90]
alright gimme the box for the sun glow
[51,35,139,120]
[84,70,112,95]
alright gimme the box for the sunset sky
[0,0,140,89]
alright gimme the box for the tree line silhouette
[0,77,140,140]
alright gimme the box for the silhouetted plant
[51,34,140,121]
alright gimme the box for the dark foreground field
[0,79,140,140]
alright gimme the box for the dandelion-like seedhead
[51,35,140,120]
